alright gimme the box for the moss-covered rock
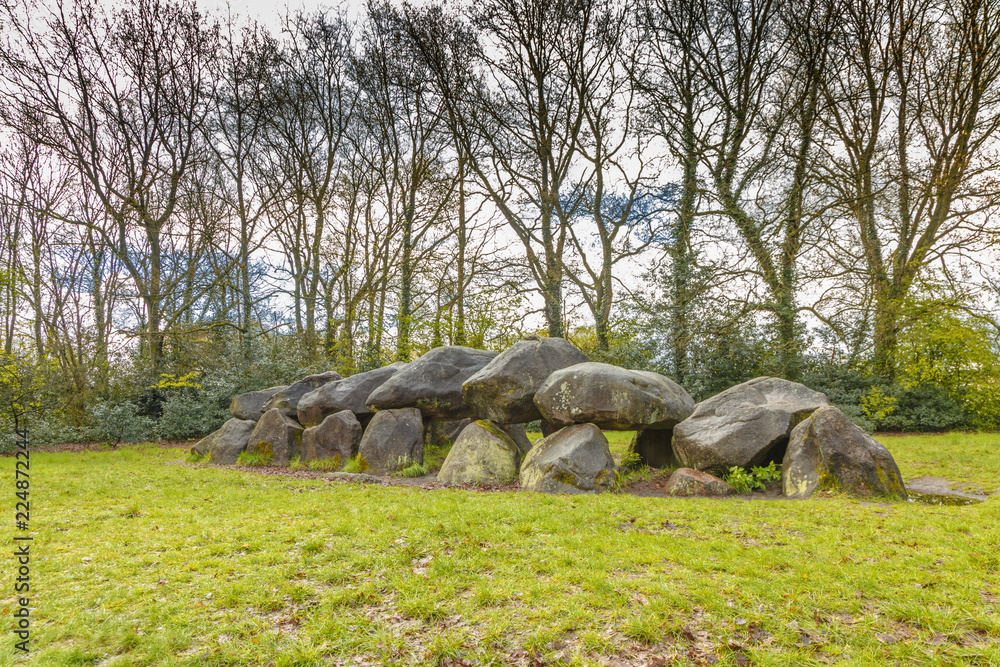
[246,409,304,466]
[297,363,407,427]
[519,424,616,494]
[673,377,830,476]
[192,429,217,456]
[783,406,907,500]
[437,420,520,485]
[262,372,341,418]
[229,386,287,421]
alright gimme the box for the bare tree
[356,1,458,361]
[207,16,280,347]
[642,0,838,379]
[818,0,1000,381]
[262,8,358,360]
[0,0,219,371]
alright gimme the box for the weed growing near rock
[235,449,272,466]
[398,462,429,478]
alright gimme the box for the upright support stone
[247,409,304,466]
[628,429,678,469]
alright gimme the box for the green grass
[2,434,999,665]
[879,432,1000,492]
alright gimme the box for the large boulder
[437,421,520,485]
[519,424,616,494]
[627,429,678,469]
[191,429,216,456]
[534,362,694,430]
[229,386,287,421]
[261,371,341,417]
[357,408,424,474]
[783,406,907,500]
[664,468,736,497]
[206,418,256,465]
[301,410,363,467]
[246,408,304,466]
[297,363,407,428]
[672,377,830,476]
[367,346,498,419]
[462,336,589,424]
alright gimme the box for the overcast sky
[193,0,366,27]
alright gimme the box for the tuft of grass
[119,501,142,518]
[288,455,303,470]
[341,455,364,474]
[306,456,343,472]
[236,449,272,466]
[185,451,205,463]
[397,462,428,478]
[617,450,643,470]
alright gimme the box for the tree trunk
[147,223,164,372]
[671,109,697,384]
[455,152,467,346]
[397,204,414,361]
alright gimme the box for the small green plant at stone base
[397,462,428,478]
[236,450,272,466]
[751,461,781,486]
[618,450,642,470]
[185,451,205,463]
[307,457,343,472]
[724,466,758,493]
[724,461,782,493]
[341,456,364,474]
[288,456,303,470]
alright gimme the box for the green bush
[158,390,228,440]
[87,401,158,445]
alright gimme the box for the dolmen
[196,336,907,501]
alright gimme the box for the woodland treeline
[1,0,999,445]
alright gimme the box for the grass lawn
[2,433,999,666]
